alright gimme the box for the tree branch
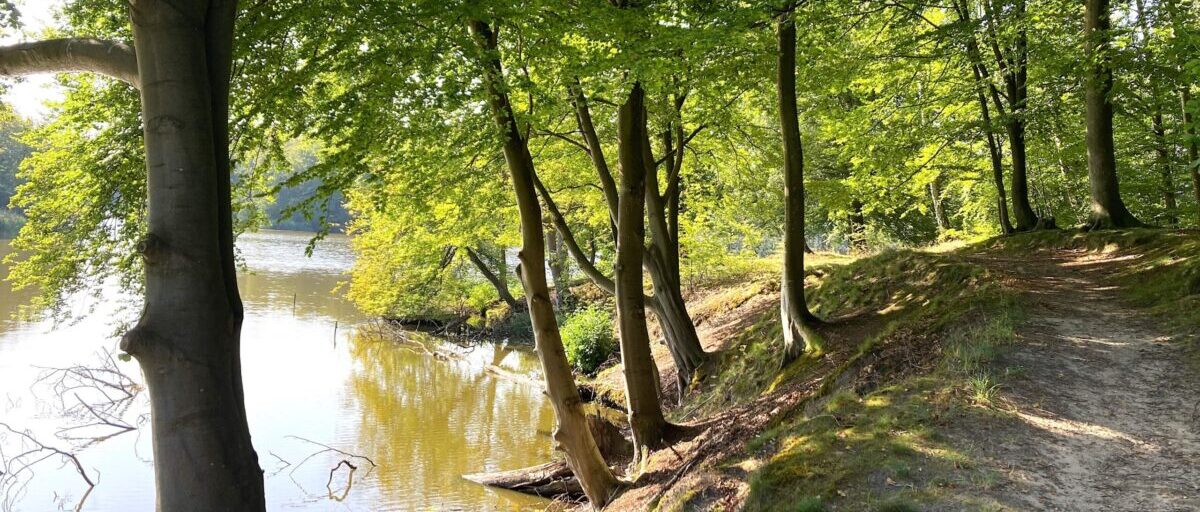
[0,38,139,88]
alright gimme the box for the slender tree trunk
[467,20,618,508]
[642,131,707,392]
[467,247,520,308]
[956,0,1014,234]
[1153,112,1178,225]
[777,14,824,364]
[614,83,669,455]
[929,180,951,230]
[568,83,707,392]
[1184,89,1200,222]
[982,0,1038,230]
[1084,0,1142,228]
[849,198,868,252]
[116,1,266,510]
[546,230,570,307]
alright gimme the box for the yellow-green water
[0,230,554,511]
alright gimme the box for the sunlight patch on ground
[1012,410,1143,445]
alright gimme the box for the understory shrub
[561,306,617,375]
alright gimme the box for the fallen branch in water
[0,423,95,512]
[34,350,146,448]
[284,435,378,478]
[462,461,584,499]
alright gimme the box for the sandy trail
[968,249,1200,511]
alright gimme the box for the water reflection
[348,334,555,510]
[0,230,555,511]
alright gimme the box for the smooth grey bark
[467,19,619,508]
[929,179,951,230]
[1084,0,1142,228]
[777,14,824,365]
[466,247,520,308]
[122,2,265,510]
[641,119,707,392]
[614,83,669,454]
[0,2,266,510]
[0,38,139,87]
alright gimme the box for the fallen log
[462,461,583,499]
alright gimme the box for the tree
[1083,0,1142,228]
[614,82,671,454]
[466,17,620,508]
[776,10,824,364]
[0,1,265,510]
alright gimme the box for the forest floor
[584,229,1200,512]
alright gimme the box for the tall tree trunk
[983,0,1038,230]
[614,83,669,455]
[567,84,707,392]
[118,1,266,510]
[1154,112,1179,225]
[466,247,520,308]
[1084,0,1142,228]
[1184,89,1200,222]
[0,4,266,509]
[955,0,1014,234]
[777,13,824,364]
[467,19,618,508]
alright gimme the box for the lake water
[0,230,555,511]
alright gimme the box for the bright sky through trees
[0,0,62,120]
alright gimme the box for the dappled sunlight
[1012,410,1143,445]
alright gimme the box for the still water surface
[0,230,554,511]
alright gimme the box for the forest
[0,0,1198,511]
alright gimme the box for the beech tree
[776,10,824,363]
[467,16,620,508]
[0,0,265,510]
[1084,0,1142,228]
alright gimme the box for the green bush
[560,306,617,375]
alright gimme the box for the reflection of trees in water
[347,333,554,509]
[238,271,361,321]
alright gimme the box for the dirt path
[968,249,1200,511]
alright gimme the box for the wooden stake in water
[333,321,339,347]
[292,294,297,317]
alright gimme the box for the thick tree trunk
[118,1,265,510]
[467,20,618,508]
[777,14,824,364]
[614,83,669,455]
[1084,0,1142,228]
[466,247,520,308]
